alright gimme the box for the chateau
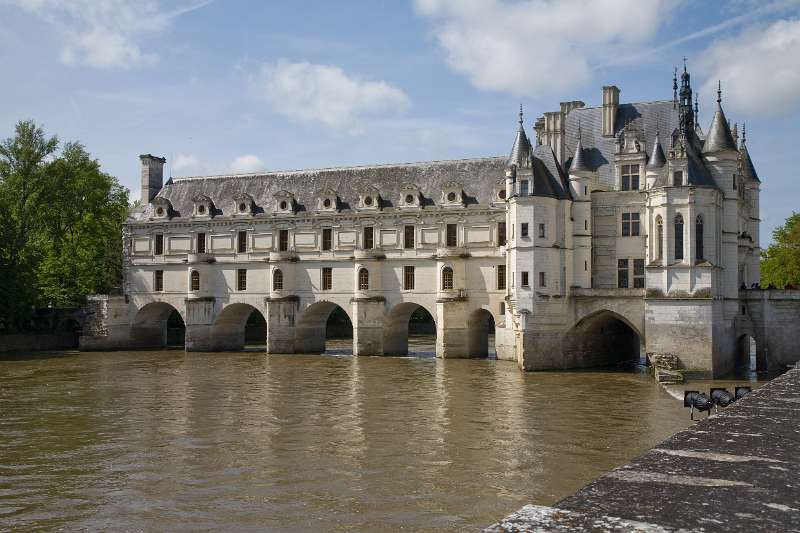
[82,65,791,377]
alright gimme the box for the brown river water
[0,338,760,532]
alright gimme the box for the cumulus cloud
[255,59,411,131]
[414,0,679,97]
[697,18,800,117]
[2,0,210,68]
[172,153,201,173]
[230,154,263,173]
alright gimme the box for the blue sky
[1,0,799,243]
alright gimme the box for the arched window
[273,269,283,291]
[190,270,200,291]
[655,215,664,261]
[358,268,369,290]
[695,215,704,261]
[441,266,454,290]
[674,214,684,261]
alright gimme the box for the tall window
[322,228,332,251]
[617,259,629,288]
[695,215,704,261]
[521,223,529,238]
[154,270,164,292]
[621,164,640,191]
[500,302,505,315]
[237,231,247,253]
[674,214,685,261]
[404,225,415,249]
[446,224,457,247]
[622,213,640,236]
[656,215,664,261]
[538,223,546,238]
[196,232,206,254]
[363,227,374,249]
[633,259,645,288]
[190,270,200,291]
[538,271,546,287]
[441,266,454,290]
[273,269,283,291]
[673,170,683,187]
[403,266,415,290]
[322,267,332,290]
[520,180,529,196]
[521,271,530,287]
[154,234,164,256]
[497,222,506,246]
[497,264,506,290]
[237,269,247,291]
[279,230,289,252]
[358,268,369,290]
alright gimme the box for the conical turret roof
[569,135,590,173]
[507,106,531,168]
[647,131,666,169]
[739,125,760,182]
[702,83,737,154]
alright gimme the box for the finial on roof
[742,122,747,143]
[519,104,524,126]
[577,118,582,141]
[694,94,699,116]
[673,67,678,108]
[717,80,722,104]
[683,56,688,72]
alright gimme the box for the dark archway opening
[467,309,496,358]
[562,312,641,369]
[384,303,437,357]
[166,310,185,347]
[211,303,267,351]
[736,334,757,373]
[131,302,185,349]
[244,310,267,348]
[295,302,353,355]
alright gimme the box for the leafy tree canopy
[0,120,129,332]
[760,212,800,288]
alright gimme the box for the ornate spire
[519,104,524,127]
[569,120,590,174]
[507,106,531,168]
[717,80,722,104]
[673,66,678,108]
[702,81,737,154]
[678,59,695,134]
[648,129,666,169]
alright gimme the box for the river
[1,339,738,531]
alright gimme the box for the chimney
[139,154,166,204]
[602,85,620,137]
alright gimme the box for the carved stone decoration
[191,194,215,218]
[273,190,296,215]
[357,185,381,211]
[232,192,255,216]
[150,197,174,220]
[317,188,340,213]
[399,184,421,209]
[440,181,464,207]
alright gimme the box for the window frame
[441,266,454,290]
[519,180,529,196]
[154,270,164,292]
[497,264,506,290]
[674,214,685,261]
[190,270,200,291]
[358,268,370,290]
[363,226,374,250]
[521,271,530,288]
[404,225,415,249]
[322,228,333,251]
[497,222,507,246]
[322,267,332,291]
[403,265,415,291]
[154,233,164,256]
[237,268,247,291]
[538,223,546,238]
[621,164,640,191]
[237,231,247,253]
[273,269,284,291]
[521,223,529,238]
[445,224,458,247]
[196,232,206,254]
[538,271,546,287]
[278,229,289,252]
[695,215,704,261]
[617,259,629,288]
[633,259,645,288]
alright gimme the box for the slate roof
[647,132,666,169]
[530,145,570,199]
[703,102,738,154]
[507,123,532,168]
[139,157,507,220]
[739,138,760,183]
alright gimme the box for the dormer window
[620,164,639,191]
[358,186,381,211]
[191,194,214,218]
[673,171,684,187]
[440,181,464,207]
[273,190,296,215]
[498,189,507,200]
[232,192,254,216]
[399,184,421,209]
[151,197,173,220]
[317,188,339,213]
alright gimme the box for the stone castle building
[82,65,784,377]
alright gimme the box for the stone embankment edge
[486,366,800,532]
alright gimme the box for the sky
[1,0,799,243]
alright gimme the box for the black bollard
[710,388,735,408]
[735,386,752,400]
[684,391,713,420]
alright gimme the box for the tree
[0,121,129,331]
[761,212,800,288]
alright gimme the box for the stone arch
[383,302,437,356]
[131,301,186,349]
[736,333,758,372]
[562,309,643,369]
[295,301,353,354]
[466,308,496,358]
[211,303,267,351]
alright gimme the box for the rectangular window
[322,228,332,251]
[446,224,457,247]
[322,267,332,291]
[621,164,640,191]
[154,234,164,256]
[520,180,529,196]
[622,213,641,236]
[521,223,529,238]
[497,264,506,290]
[497,222,506,246]
[500,302,505,315]
[673,170,683,187]
[197,232,206,254]
[237,231,247,253]
[521,271,530,287]
[363,226,374,249]
[539,271,546,287]
[633,259,645,288]
[584,260,588,271]
[538,223,546,238]
[403,266,415,290]
[154,270,164,292]
[237,269,247,291]
[279,229,289,252]
[404,225,415,249]
[617,259,629,288]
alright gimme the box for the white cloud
[172,153,201,173]
[2,0,210,69]
[230,154,263,173]
[414,0,679,97]
[697,18,800,117]
[255,59,411,131]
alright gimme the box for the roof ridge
[172,156,506,181]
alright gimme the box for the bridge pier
[352,298,384,356]
[184,297,215,351]
[436,298,471,358]
[264,297,298,354]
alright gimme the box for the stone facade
[82,65,787,377]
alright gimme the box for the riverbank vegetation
[760,212,800,288]
[0,120,128,332]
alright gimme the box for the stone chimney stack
[602,85,620,137]
[139,154,166,204]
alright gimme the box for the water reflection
[0,341,730,531]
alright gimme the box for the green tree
[761,212,800,288]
